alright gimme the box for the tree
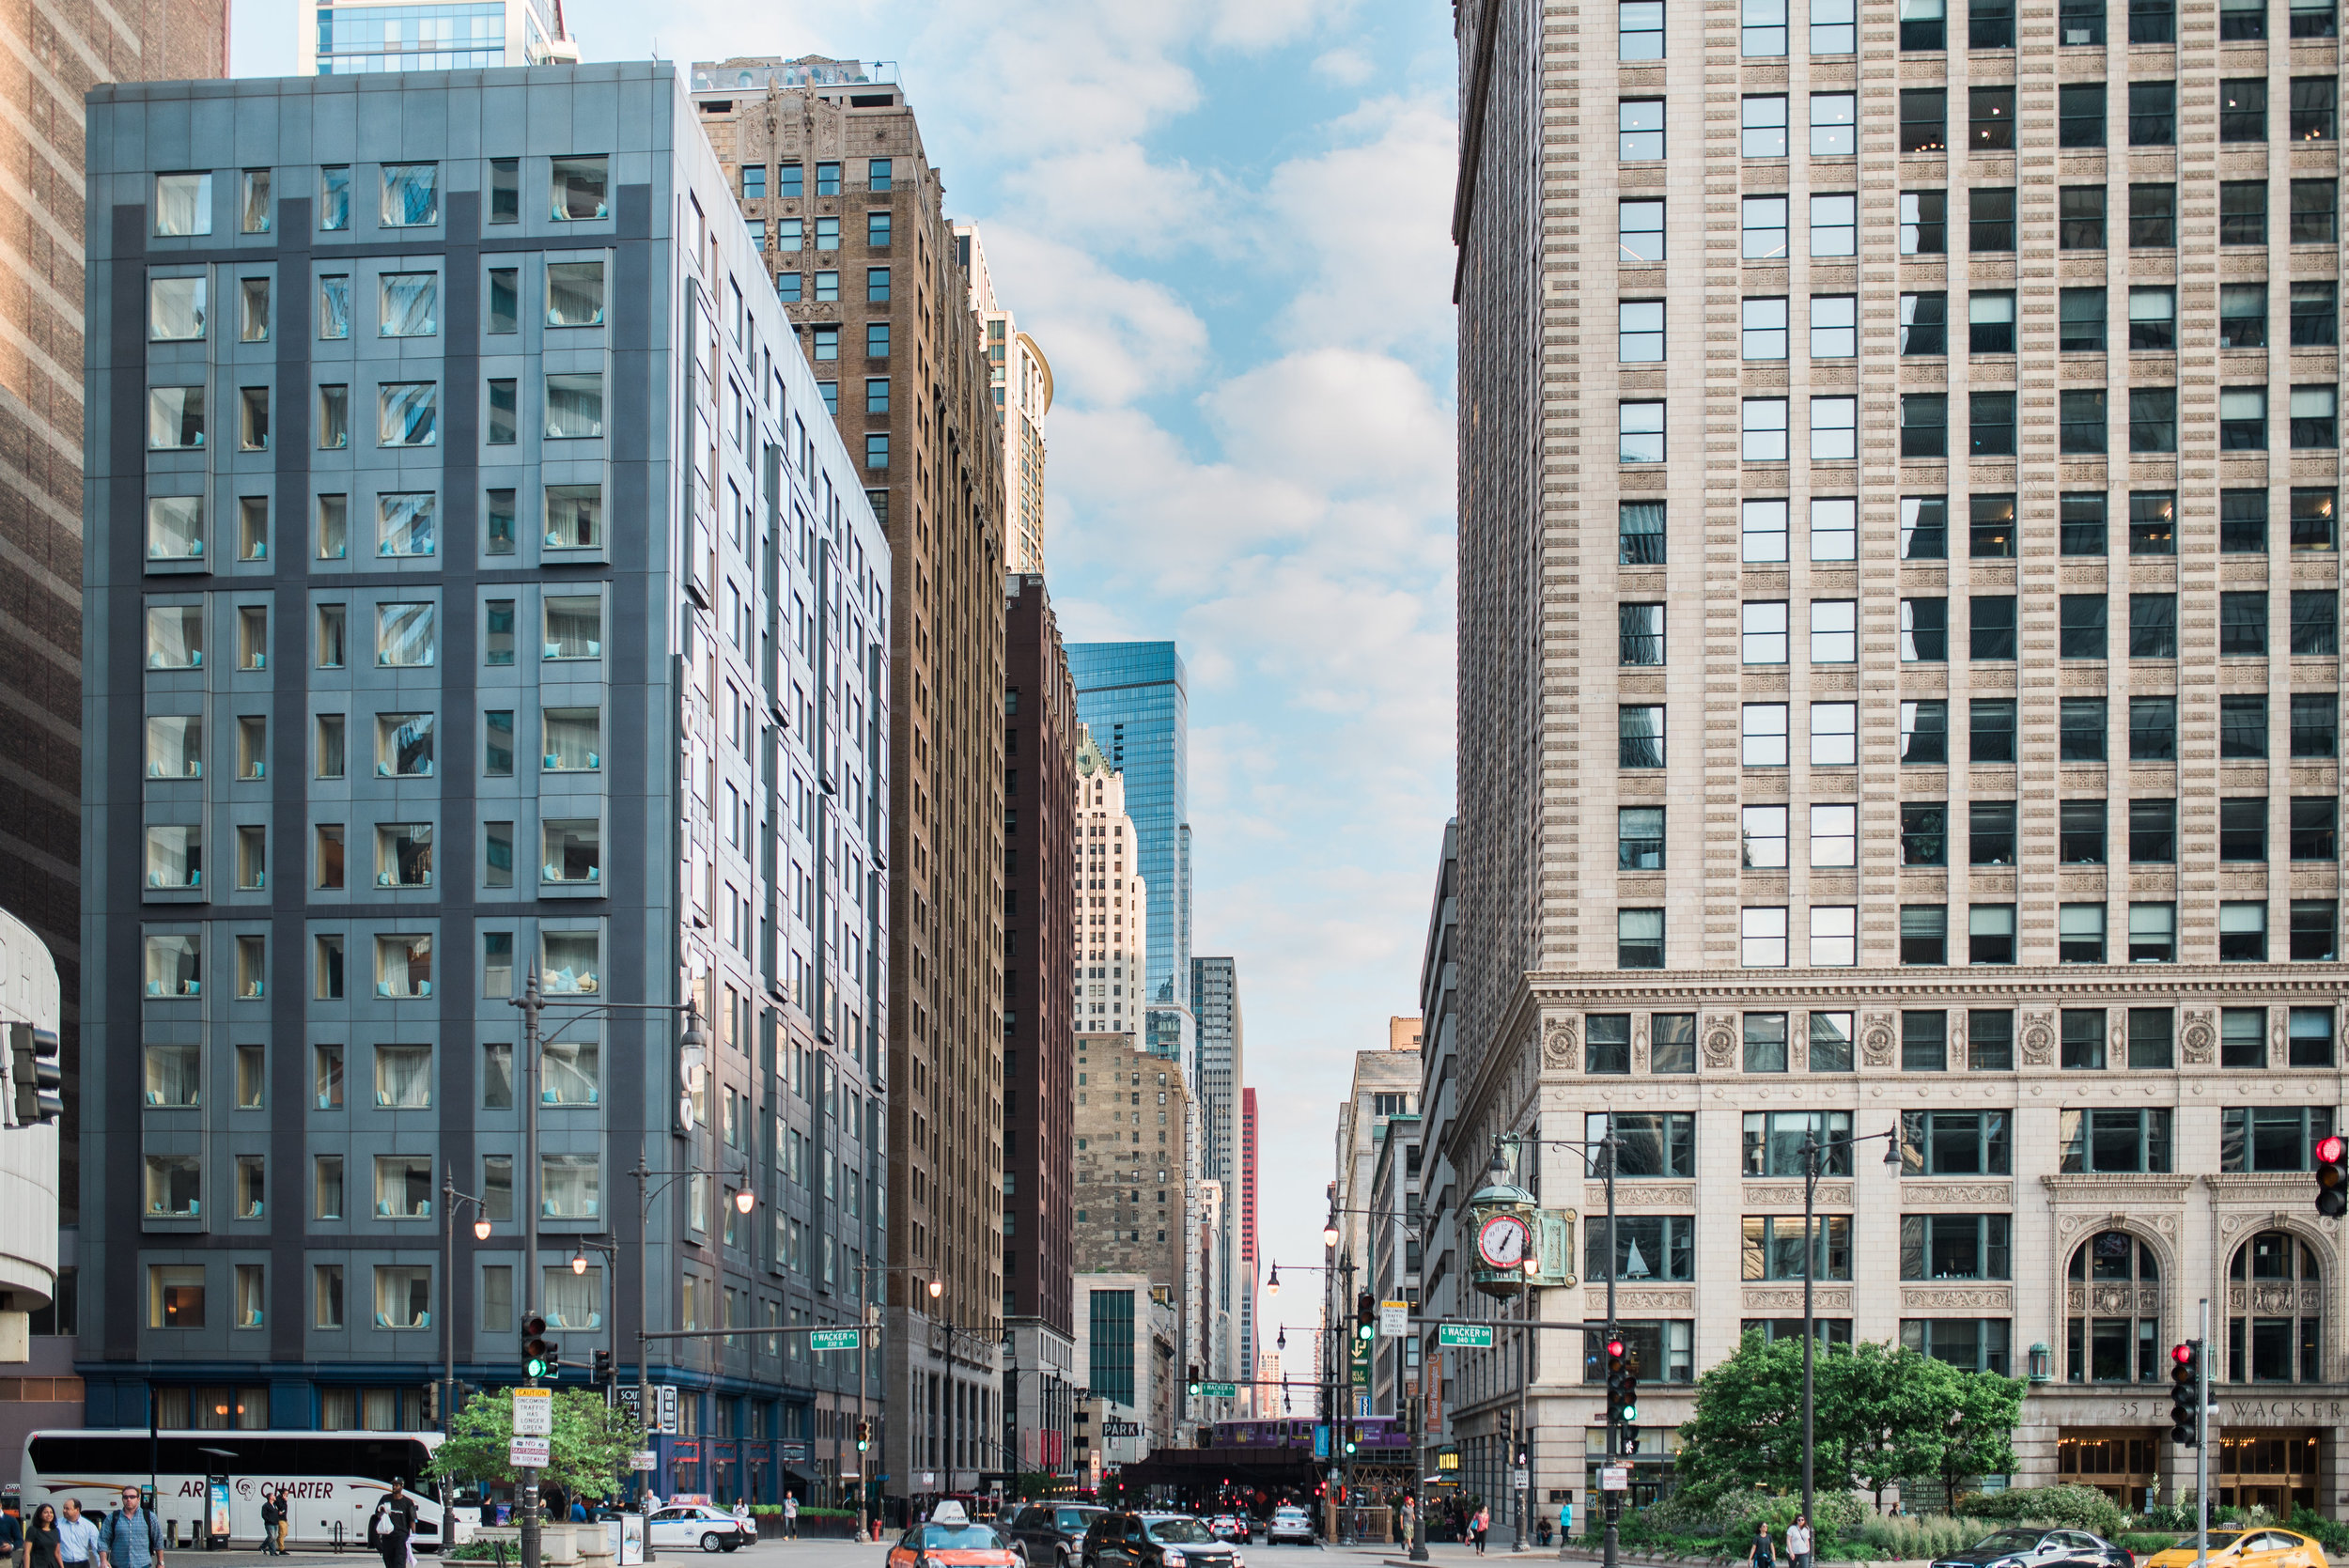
[1677,1332,2023,1512]
[430,1389,636,1503]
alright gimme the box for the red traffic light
[1606,1339,1625,1358]
[2321,1136,2347,1165]
[2172,1343,2195,1365]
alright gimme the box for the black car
[1081,1513,1243,1568]
[1931,1528,2134,1568]
[1008,1504,1109,1567]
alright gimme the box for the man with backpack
[97,1490,162,1568]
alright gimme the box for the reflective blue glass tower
[1065,644,1191,1066]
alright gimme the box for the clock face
[1478,1213,1532,1269]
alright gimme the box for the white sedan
[648,1506,754,1553]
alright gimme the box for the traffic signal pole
[2195,1297,2210,1568]
[521,975,543,1568]
[1602,1134,1618,1568]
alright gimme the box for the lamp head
[1267,1265,1280,1296]
[571,1251,589,1276]
[1885,1124,1906,1167]
[928,1277,944,1299]
[473,1218,493,1242]
[732,1186,755,1215]
[1321,1222,1339,1249]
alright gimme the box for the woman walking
[23,1504,60,1568]
[1749,1524,1777,1568]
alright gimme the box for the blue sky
[234,0,1460,1364]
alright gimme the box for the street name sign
[1438,1324,1494,1348]
[811,1327,862,1352]
[1198,1381,1237,1398]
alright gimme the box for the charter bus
[22,1430,445,1548]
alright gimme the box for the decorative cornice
[2040,1174,2197,1202]
[1521,967,2349,1008]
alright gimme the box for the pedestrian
[568,1499,587,1525]
[1786,1514,1813,1568]
[97,1488,163,1568]
[272,1491,289,1558]
[1397,1496,1415,1552]
[1472,1505,1489,1557]
[1749,1525,1776,1568]
[2,1498,23,1568]
[26,1504,61,1568]
[1559,1496,1574,1545]
[55,1500,97,1568]
[783,1495,798,1541]
[374,1481,416,1568]
[257,1492,281,1557]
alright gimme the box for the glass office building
[300,0,569,74]
[1066,643,1192,1066]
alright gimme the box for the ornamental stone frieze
[1860,1014,1895,1066]
[1588,1183,1695,1207]
[1899,1182,2015,1205]
[2067,1281,2160,1315]
[1544,1017,1577,1070]
[1745,1285,1852,1312]
[1702,1017,1736,1070]
[1613,1289,1696,1313]
[1743,1182,1852,1207]
[1904,1286,2014,1312]
[2226,1281,2324,1315]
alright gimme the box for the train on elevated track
[1202,1418,1412,1452]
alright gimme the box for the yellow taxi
[2139,1528,2327,1568]
[889,1500,1023,1568]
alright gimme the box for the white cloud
[1310,46,1377,83]
[999,143,1226,256]
[974,229,1213,408]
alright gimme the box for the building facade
[80,70,890,1497]
[1074,1040,1192,1329]
[1071,1273,1180,1470]
[690,56,1009,1498]
[1453,0,2349,1518]
[1238,1084,1260,1407]
[1413,825,1459,1478]
[1366,1111,1422,1421]
[1066,644,1192,1069]
[1003,571,1078,1475]
[1192,955,1244,1384]
[1331,1038,1420,1277]
[0,0,227,1311]
[956,225,1051,577]
[296,0,575,74]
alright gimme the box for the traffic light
[856,1420,872,1452]
[2318,1135,2348,1218]
[1619,1428,1641,1456]
[522,1313,555,1379]
[1343,1425,1357,1456]
[1188,1363,1201,1396]
[1619,1344,1641,1424]
[592,1349,614,1384]
[1356,1293,1376,1339]
[9,1025,59,1126]
[2170,1342,2201,1446]
[1604,1335,1629,1427]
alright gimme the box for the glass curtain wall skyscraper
[1066,644,1191,1068]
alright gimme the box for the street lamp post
[508,984,702,1568]
[1796,1124,1906,1533]
[856,1262,941,1542]
[441,1166,494,1437]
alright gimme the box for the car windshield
[1147,1520,1217,1545]
[915,1525,1006,1550]
[1058,1512,1102,1530]
[1974,1534,2048,1554]
[2188,1537,2246,1552]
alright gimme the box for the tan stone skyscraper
[3,0,226,1238]
[692,56,1007,1499]
[1448,0,2349,1528]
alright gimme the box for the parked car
[1931,1529,2135,1568]
[1007,1503,1109,1567]
[647,1505,754,1554]
[1081,1513,1244,1568]
[1266,1508,1315,1546]
[2140,1531,2326,1568]
[890,1503,1021,1568]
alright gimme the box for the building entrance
[2217,1432,2321,1514]
[2056,1429,2160,1510]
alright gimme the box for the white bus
[22,1429,446,1549]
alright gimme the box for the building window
[2061,1109,2172,1172]
[1901,1214,2012,1279]
[1902,598,1949,661]
[1901,394,1948,458]
[2061,184,2108,249]
[1743,1110,1853,1175]
[1618,706,1664,768]
[1812,93,1857,153]
[2227,1234,2324,1384]
[1902,1318,2012,1374]
[1742,194,1789,258]
[1741,704,1789,767]
[1618,806,1664,871]
[1902,190,1948,254]
[2066,1231,2162,1383]
[1812,702,1858,766]
[1810,906,1858,967]
[1902,1110,2012,1174]
[1618,199,1665,261]
[1618,501,1665,565]
[1585,1016,1633,1076]
[1742,1215,1851,1281]
[1617,909,1664,970]
[2294,899,2339,960]
[1900,908,1947,966]
[1971,187,2016,250]
[1587,1110,1695,1175]
[2223,1110,2337,1173]
[1588,1216,1696,1281]
[1903,1010,1948,1072]
[1740,907,1789,968]
[1619,299,1664,360]
[1619,401,1665,462]
[2131,182,2177,247]
[1900,700,1949,764]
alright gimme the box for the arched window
[2066,1230,2161,1382]
[2227,1231,2323,1382]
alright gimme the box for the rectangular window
[2223,0,2267,35]
[2061,1108,2173,1172]
[1620,96,1667,156]
[1618,200,1664,263]
[1812,497,1857,561]
[1620,602,1666,666]
[1743,399,1789,461]
[1744,297,1789,360]
[2294,179,2340,243]
[2293,692,2338,758]
[1743,1110,1855,1174]
[1743,805,1789,868]
[1813,0,1859,47]
[2061,185,2108,249]
[2061,390,2107,454]
[2131,387,2178,453]
[2131,695,2177,759]
[2223,386,2271,450]
[2224,1106,2339,1172]
[1811,803,1858,868]
[2222,591,2270,656]
[2295,899,2340,960]
[2130,798,2177,863]
[1901,906,1949,965]
[1902,0,1948,49]
[2061,698,2108,762]
[1970,800,2017,864]
[1812,600,1858,663]
[1971,187,2016,251]
[1621,0,1665,54]
[2130,593,2177,658]
[2129,79,2178,145]
[1810,194,1857,256]
[2294,385,2339,448]
[1901,395,1948,458]
[1903,598,1949,661]
[1741,908,1789,968]
[1902,291,1949,355]
[1970,698,2016,762]
[1970,595,2016,659]
[1744,0,1789,53]
[2061,82,2108,147]
[1812,93,1857,154]
[2060,595,2108,659]
[1742,194,1789,259]
[2221,180,2268,246]
[1970,902,2017,963]
[1742,1216,1852,1281]
[1903,496,1950,559]
[1812,702,1858,766]
[2220,901,2270,961]
[1741,703,1789,766]
[1902,190,1949,255]
[1742,498,1789,562]
[1619,500,1665,564]
[2061,903,2107,962]
[2062,1008,2107,1069]
[1587,1110,1696,1175]
[1619,705,1665,768]
[2221,797,2269,862]
[2293,281,2339,346]
[2295,488,2339,551]
[1619,299,1664,361]
[2294,797,2338,861]
[2062,0,2107,40]
[1899,1214,2013,1279]
[1972,85,2016,147]
[1618,806,1665,870]
[1617,908,1665,969]
[1902,802,1949,866]
[1900,699,1949,764]
[1743,94,1790,156]
[1811,396,1857,459]
[2131,182,2177,247]
[2129,905,2178,964]
[1587,1217,1697,1281]
[1811,296,1857,358]
[1620,401,1665,462]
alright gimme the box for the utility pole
[2194,1297,2210,1568]
[1601,1132,1618,1568]
[520,970,543,1568]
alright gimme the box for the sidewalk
[1320,1542,1933,1568]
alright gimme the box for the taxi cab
[890,1500,1023,1568]
[2139,1529,2326,1568]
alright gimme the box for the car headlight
[1234,1553,1247,1567]
[1162,1552,1185,1564]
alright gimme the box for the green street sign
[810,1328,862,1352]
[1199,1382,1237,1398]
[1439,1324,1495,1348]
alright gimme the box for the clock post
[1467,1145,1540,1552]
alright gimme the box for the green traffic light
[527,1356,551,1377]
[1621,1405,1637,1423]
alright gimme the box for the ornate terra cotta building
[1445,0,2349,1528]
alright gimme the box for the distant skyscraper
[1238,1086,1259,1393]
[298,0,575,71]
[1191,957,1242,1380]
[956,225,1052,577]
[1066,644,1190,1068]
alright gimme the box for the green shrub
[1850,1514,2008,1562]
[1952,1486,2127,1537]
[2288,1508,2349,1554]
[2120,1535,2178,1556]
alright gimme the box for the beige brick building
[690,57,1007,1498]
[1074,1041,1193,1318]
[1447,0,2349,1525]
